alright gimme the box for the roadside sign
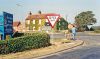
[3,12,13,34]
[46,14,60,28]
[0,15,4,34]
[0,12,13,40]
[0,16,3,26]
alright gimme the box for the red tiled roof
[26,13,60,20]
[13,21,21,27]
[26,14,46,20]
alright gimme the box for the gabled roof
[26,14,46,20]
[13,21,21,27]
[26,13,60,20]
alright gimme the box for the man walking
[71,25,77,40]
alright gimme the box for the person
[67,29,71,40]
[71,25,77,40]
[67,24,74,40]
[65,30,71,40]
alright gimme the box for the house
[13,21,21,32]
[25,12,61,31]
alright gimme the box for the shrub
[94,30,100,33]
[0,32,51,54]
[13,32,24,38]
[0,40,9,54]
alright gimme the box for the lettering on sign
[3,12,13,34]
[47,15,60,28]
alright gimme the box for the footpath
[0,39,84,59]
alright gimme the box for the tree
[75,11,97,31]
[56,17,68,30]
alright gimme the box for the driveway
[40,32,100,59]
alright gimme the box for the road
[40,32,100,59]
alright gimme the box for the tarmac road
[40,32,100,59]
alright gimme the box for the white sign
[47,16,59,28]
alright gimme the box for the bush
[0,32,51,54]
[90,27,94,31]
[94,30,100,33]
[13,32,24,38]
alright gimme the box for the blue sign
[0,16,4,26]
[0,26,4,34]
[0,14,4,35]
[3,12,13,34]
[0,12,13,40]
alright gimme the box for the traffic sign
[46,14,60,28]
[0,12,13,40]
[3,12,13,34]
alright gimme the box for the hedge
[94,30,100,33]
[0,32,51,54]
[13,32,24,38]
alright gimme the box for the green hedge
[94,30,100,33]
[13,32,24,38]
[0,32,51,54]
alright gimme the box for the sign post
[0,12,13,40]
[46,14,60,40]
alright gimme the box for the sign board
[46,14,60,28]
[0,15,4,34]
[3,12,13,34]
[0,12,13,40]
[0,16,4,26]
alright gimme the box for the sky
[0,0,100,26]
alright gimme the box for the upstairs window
[26,20,30,24]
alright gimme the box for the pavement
[35,40,84,59]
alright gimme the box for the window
[33,20,35,24]
[38,27,41,31]
[26,20,30,24]
[39,19,41,24]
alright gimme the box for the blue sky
[0,0,100,26]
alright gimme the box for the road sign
[0,16,3,26]
[0,12,13,40]
[3,12,13,34]
[46,14,60,28]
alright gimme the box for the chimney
[29,11,32,15]
[38,10,42,14]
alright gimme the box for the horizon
[0,0,100,26]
